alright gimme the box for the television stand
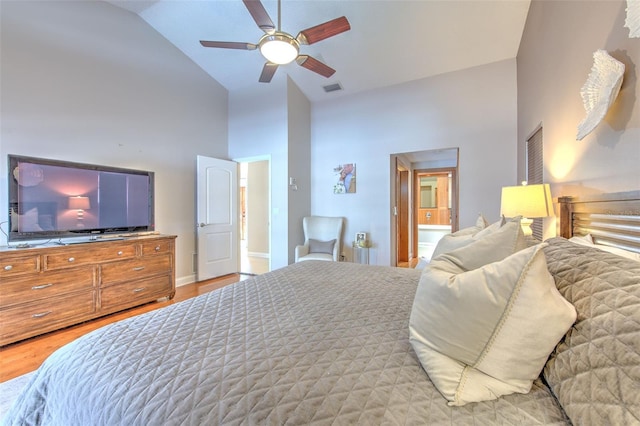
[0,234,176,346]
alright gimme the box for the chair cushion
[308,238,336,255]
[297,253,334,262]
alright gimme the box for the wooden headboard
[558,190,640,254]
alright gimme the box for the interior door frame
[397,165,410,263]
[234,155,272,274]
[390,149,459,266]
[412,167,459,258]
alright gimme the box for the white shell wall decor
[576,50,625,141]
[625,0,640,38]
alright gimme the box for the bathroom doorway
[413,169,457,260]
[391,148,459,267]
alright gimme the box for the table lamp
[68,196,91,226]
[500,183,553,236]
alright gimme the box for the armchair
[295,216,344,262]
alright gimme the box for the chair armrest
[295,243,309,262]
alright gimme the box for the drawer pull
[117,251,123,255]
[133,266,145,271]
[133,287,146,293]
[32,311,52,318]
[154,246,161,252]
[32,283,53,290]
[68,257,75,262]
[3,265,12,271]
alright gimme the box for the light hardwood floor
[0,274,243,383]
[397,258,419,268]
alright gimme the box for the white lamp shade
[68,196,90,210]
[500,184,553,219]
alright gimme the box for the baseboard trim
[247,251,269,259]
[176,274,196,287]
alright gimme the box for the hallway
[240,240,269,275]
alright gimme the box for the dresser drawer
[0,254,39,278]
[0,291,96,346]
[100,275,172,312]
[44,243,137,270]
[141,238,173,256]
[100,254,172,286]
[0,266,95,308]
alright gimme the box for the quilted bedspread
[542,238,640,425]
[3,260,571,425]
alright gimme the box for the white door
[196,155,239,281]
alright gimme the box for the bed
[3,191,640,425]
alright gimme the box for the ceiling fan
[200,0,351,83]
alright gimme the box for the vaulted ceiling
[108,0,531,102]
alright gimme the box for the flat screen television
[7,155,155,244]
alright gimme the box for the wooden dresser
[0,234,176,346]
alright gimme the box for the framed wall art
[333,163,356,194]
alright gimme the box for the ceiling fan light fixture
[259,34,299,64]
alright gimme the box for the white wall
[286,79,312,264]
[0,1,229,284]
[246,160,269,255]
[228,79,290,268]
[229,76,312,267]
[518,0,640,203]
[310,59,518,265]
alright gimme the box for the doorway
[391,148,459,267]
[239,160,270,275]
[413,169,457,261]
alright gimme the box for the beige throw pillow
[432,217,525,262]
[409,243,577,406]
[450,213,490,237]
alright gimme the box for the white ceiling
[107,0,531,102]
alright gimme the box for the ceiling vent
[323,82,343,93]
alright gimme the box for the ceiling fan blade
[296,55,336,78]
[259,62,279,83]
[296,16,350,45]
[242,0,276,34]
[200,41,257,50]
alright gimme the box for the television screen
[8,155,154,243]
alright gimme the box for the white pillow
[410,243,576,406]
[568,234,593,245]
[570,234,640,262]
[414,257,430,270]
[472,215,510,239]
[432,217,525,261]
[451,213,490,237]
[476,213,490,229]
